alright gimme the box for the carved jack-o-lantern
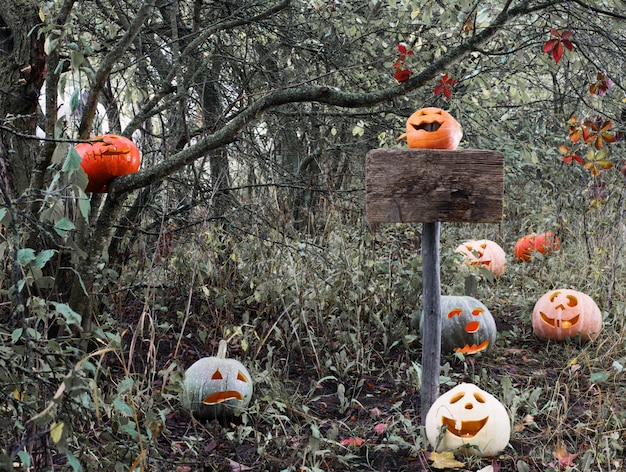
[75,134,141,193]
[455,239,506,277]
[439,296,497,355]
[181,340,253,421]
[398,107,463,150]
[514,232,561,261]
[425,383,511,457]
[532,289,602,341]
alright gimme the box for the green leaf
[54,218,76,237]
[17,451,31,467]
[589,370,609,384]
[118,377,134,395]
[11,328,23,343]
[113,397,134,417]
[77,196,90,223]
[70,89,80,113]
[17,248,36,266]
[63,147,83,173]
[34,249,56,269]
[51,302,82,326]
[52,143,70,165]
[65,452,83,472]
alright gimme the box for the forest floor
[123,297,621,472]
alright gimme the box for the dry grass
[2,164,626,471]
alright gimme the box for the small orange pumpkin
[399,107,463,150]
[533,231,560,256]
[455,239,506,277]
[514,232,560,262]
[532,289,602,341]
[76,134,141,193]
[514,234,536,261]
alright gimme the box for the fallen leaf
[374,423,388,434]
[340,437,365,447]
[228,459,256,471]
[553,445,578,467]
[430,451,465,470]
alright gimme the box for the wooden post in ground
[365,148,504,423]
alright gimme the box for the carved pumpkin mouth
[540,312,579,328]
[442,416,489,438]
[412,121,442,132]
[203,391,245,404]
[454,340,490,354]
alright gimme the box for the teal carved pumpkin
[421,295,497,355]
[181,340,253,421]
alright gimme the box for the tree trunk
[0,1,46,198]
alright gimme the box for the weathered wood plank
[365,148,504,223]
[420,222,441,425]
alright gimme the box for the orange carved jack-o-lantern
[421,295,497,355]
[455,239,506,277]
[425,383,511,457]
[75,134,141,193]
[181,340,253,421]
[398,107,463,150]
[514,232,561,261]
[532,289,602,341]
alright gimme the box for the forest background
[0,0,625,470]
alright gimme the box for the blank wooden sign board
[366,148,504,223]
[365,148,504,424]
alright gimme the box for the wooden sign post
[365,148,504,424]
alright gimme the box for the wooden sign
[366,148,504,224]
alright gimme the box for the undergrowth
[1,158,626,471]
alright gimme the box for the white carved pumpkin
[425,383,510,457]
[181,340,253,421]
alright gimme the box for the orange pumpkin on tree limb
[75,134,141,193]
[532,289,602,341]
[397,107,463,150]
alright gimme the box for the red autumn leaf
[553,42,564,63]
[340,437,365,447]
[589,72,614,96]
[543,29,573,64]
[543,38,559,54]
[582,119,617,149]
[393,43,414,81]
[394,67,412,83]
[559,145,583,164]
[434,73,457,99]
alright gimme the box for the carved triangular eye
[237,371,249,382]
[211,369,223,380]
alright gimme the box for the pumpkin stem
[217,339,228,359]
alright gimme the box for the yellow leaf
[12,389,24,401]
[430,451,465,469]
[50,421,64,444]
[567,357,578,367]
